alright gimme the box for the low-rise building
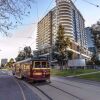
[1,59,8,67]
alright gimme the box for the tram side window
[35,62,41,68]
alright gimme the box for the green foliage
[86,60,93,65]
[90,54,100,65]
[15,51,25,61]
[95,60,100,65]
[51,69,97,77]
[92,21,100,59]
[6,58,14,67]
[15,46,32,61]
[92,30,100,49]
[68,51,73,60]
[55,25,71,68]
[78,72,100,81]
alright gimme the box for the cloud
[0,23,37,60]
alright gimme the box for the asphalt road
[0,69,100,100]
[0,69,41,100]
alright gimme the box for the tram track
[53,77,100,88]
[34,85,53,100]
[13,77,100,100]
[22,80,52,100]
[51,78,100,98]
[32,82,82,100]
[48,84,83,100]
[52,79,82,89]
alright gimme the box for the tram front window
[42,62,46,68]
[35,62,41,68]
[35,61,48,68]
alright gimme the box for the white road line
[12,78,26,100]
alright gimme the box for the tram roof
[15,57,48,64]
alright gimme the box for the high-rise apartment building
[85,27,95,53]
[37,11,52,50]
[71,2,87,47]
[36,0,90,59]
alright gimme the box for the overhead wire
[74,0,77,3]
[14,0,39,49]
[81,0,100,8]
[30,0,54,48]
[41,0,54,18]
[18,1,39,47]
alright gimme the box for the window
[35,62,41,68]
[42,62,46,68]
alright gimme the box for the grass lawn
[78,72,100,81]
[51,69,98,77]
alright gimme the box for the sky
[0,0,100,61]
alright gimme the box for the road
[0,69,40,100]
[0,70,100,100]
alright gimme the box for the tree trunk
[59,61,63,71]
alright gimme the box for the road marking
[12,78,26,100]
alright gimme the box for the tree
[68,51,73,60]
[15,46,32,61]
[91,54,100,65]
[55,24,71,70]
[6,58,14,67]
[15,51,25,61]
[0,0,34,35]
[92,21,100,61]
[92,30,100,50]
[24,46,33,59]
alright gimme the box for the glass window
[42,62,46,68]
[35,62,41,68]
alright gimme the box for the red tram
[13,58,50,82]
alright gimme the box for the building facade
[36,0,91,59]
[85,27,95,53]
[1,59,8,66]
[37,11,52,50]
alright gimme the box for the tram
[13,58,50,82]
